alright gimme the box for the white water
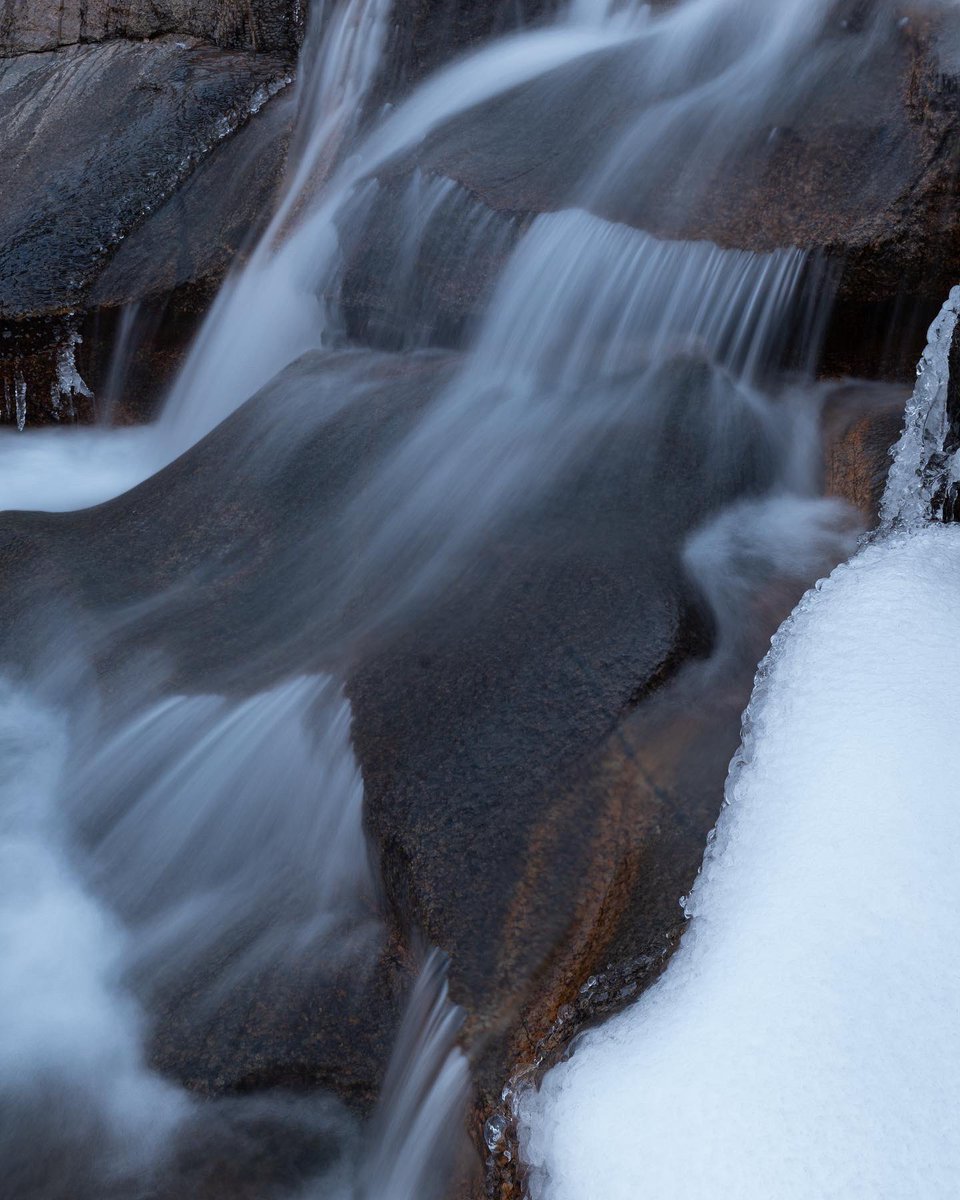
[158,20,628,451]
[0,4,633,512]
[341,213,821,615]
[71,677,376,991]
[517,296,960,1199]
[0,679,187,1191]
[356,951,469,1200]
[0,666,466,1196]
[0,426,159,511]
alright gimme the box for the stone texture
[80,85,294,421]
[0,351,456,1116]
[0,347,784,1121]
[0,39,291,320]
[822,380,910,520]
[0,344,898,1196]
[397,5,960,338]
[0,37,292,423]
[0,0,303,56]
[377,0,557,98]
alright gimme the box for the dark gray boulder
[0,38,293,423]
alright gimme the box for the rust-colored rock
[822,380,909,520]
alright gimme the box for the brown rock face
[0,0,303,55]
[822,380,910,520]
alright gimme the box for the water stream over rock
[1,0,958,1197]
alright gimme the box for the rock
[90,93,292,315]
[378,0,556,97]
[0,344,887,1198]
[0,0,303,56]
[0,38,293,423]
[0,2,555,427]
[822,379,909,520]
[0,348,782,1131]
[335,173,526,353]
[345,356,794,1100]
[82,88,294,422]
[0,351,458,1118]
[386,5,960,374]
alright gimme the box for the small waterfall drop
[158,16,627,451]
[0,664,469,1199]
[0,679,188,1197]
[355,951,469,1200]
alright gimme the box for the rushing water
[0,0,937,1197]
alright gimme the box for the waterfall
[158,17,627,452]
[0,0,940,1197]
[0,678,188,1196]
[0,664,468,1198]
[356,952,469,1200]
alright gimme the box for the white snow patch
[518,524,960,1200]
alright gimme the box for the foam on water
[0,679,187,1188]
[0,663,466,1195]
[0,427,160,512]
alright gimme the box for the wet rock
[378,0,557,98]
[344,357,793,1096]
[0,351,457,1113]
[335,173,527,353]
[0,0,303,56]
[471,526,869,1200]
[0,345,884,1200]
[822,379,909,520]
[0,349,783,1136]
[395,5,960,362]
[81,88,294,422]
[0,37,292,424]
[90,93,292,316]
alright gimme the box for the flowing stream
[0,0,939,1197]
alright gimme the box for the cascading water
[1,660,466,1198]
[0,0,937,1197]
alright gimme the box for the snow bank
[518,525,960,1200]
